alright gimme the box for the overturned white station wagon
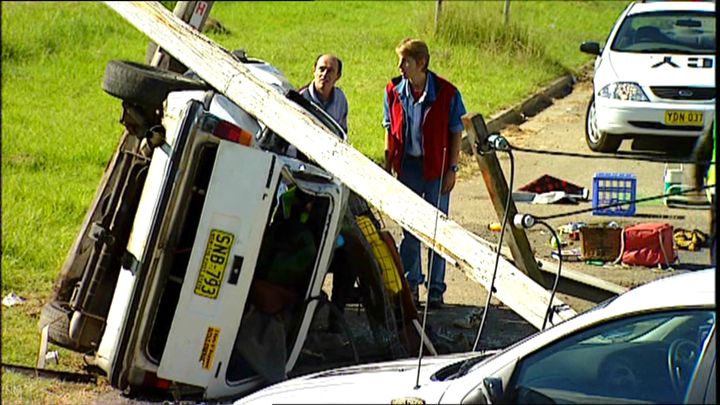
[38,50,404,400]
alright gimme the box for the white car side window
[507,310,715,404]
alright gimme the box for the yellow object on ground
[356,215,402,295]
[674,228,708,251]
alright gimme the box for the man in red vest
[383,38,467,309]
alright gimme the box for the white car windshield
[611,11,715,55]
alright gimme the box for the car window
[507,309,715,404]
[611,11,715,54]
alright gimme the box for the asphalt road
[451,78,712,271]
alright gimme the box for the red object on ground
[622,223,677,267]
[518,174,586,195]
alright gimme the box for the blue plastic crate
[592,172,637,217]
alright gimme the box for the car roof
[629,0,715,15]
[605,268,715,314]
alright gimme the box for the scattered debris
[621,223,676,268]
[551,248,582,262]
[518,174,589,200]
[44,351,59,365]
[532,191,583,205]
[433,327,472,353]
[549,235,567,249]
[580,225,622,261]
[512,191,536,203]
[592,172,636,217]
[2,292,26,307]
[453,311,483,330]
[674,228,709,251]
[515,175,590,204]
[300,349,326,361]
[558,222,587,241]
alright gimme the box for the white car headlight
[598,82,649,102]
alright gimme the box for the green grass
[1,1,628,402]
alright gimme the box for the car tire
[102,60,209,108]
[585,96,622,153]
[38,301,75,349]
[350,220,406,359]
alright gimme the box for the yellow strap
[356,215,402,294]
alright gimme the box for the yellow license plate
[194,229,234,299]
[664,110,704,126]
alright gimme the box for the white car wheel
[585,97,621,153]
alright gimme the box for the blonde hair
[395,38,430,71]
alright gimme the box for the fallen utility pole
[104,1,577,330]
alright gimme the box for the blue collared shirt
[301,84,349,134]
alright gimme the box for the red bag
[621,223,676,267]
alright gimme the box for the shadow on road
[294,301,537,377]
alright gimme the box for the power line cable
[535,184,714,221]
[509,144,715,166]
[474,137,515,351]
[536,220,563,331]
[510,213,565,331]
[414,147,448,389]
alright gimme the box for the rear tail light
[202,115,253,146]
[142,371,171,390]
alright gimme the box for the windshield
[611,10,715,55]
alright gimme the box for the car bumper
[595,99,715,137]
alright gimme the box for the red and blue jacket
[383,71,466,180]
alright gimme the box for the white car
[39,52,387,400]
[581,0,715,153]
[238,268,716,404]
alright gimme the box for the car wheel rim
[587,101,601,144]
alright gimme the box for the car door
[685,326,716,404]
[157,140,282,396]
[503,309,716,404]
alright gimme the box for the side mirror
[580,41,601,56]
[483,377,504,403]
